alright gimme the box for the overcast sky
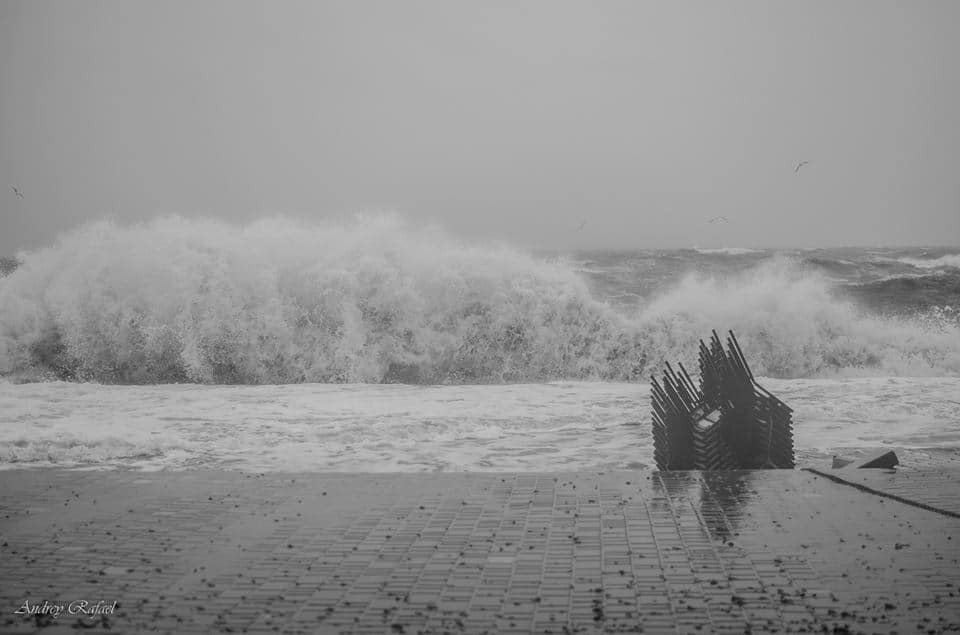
[1,0,958,253]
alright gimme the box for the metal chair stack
[651,330,794,471]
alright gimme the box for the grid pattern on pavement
[0,469,958,634]
[805,467,960,517]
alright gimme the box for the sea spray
[0,216,644,383]
[636,258,960,377]
[1,215,957,384]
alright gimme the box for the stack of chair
[651,330,794,471]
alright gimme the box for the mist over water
[1,215,958,385]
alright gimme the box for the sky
[1,0,959,254]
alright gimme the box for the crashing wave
[897,254,960,270]
[1,216,957,383]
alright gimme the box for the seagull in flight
[794,161,810,173]
[708,216,728,224]
[11,186,24,199]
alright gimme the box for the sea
[1,215,958,472]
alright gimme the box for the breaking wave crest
[897,254,960,270]
[1,216,957,384]
[693,247,760,256]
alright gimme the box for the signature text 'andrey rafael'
[14,599,117,619]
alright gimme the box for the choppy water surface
[2,378,957,471]
[1,216,957,472]
[1,217,958,385]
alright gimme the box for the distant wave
[693,247,760,256]
[838,270,960,316]
[873,271,954,284]
[1,216,958,384]
[897,254,960,269]
[801,256,860,276]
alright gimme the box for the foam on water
[1,215,958,384]
[693,247,761,256]
[637,259,960,378]
[1,378,957,471]
[897,254,960,269]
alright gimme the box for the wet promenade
[1,468,958,634]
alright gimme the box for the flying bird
[577,220,586,231]
[708,216,728,224]
[11,186,23,199]
[794,161,810,173]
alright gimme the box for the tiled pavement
[0,469,958,634]
[804,467,960,517]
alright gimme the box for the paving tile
[1,469,959,633]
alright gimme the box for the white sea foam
[693,247,760,256]
[635,257,960,378]
[1,216,957,383]
[1,379,956,471]
[897,254,960,269]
